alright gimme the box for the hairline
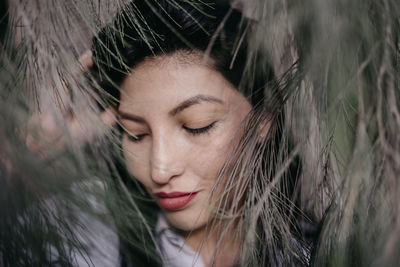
[133,49,217,70]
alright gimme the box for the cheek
[121,137,151,187]
[191,125,241,185]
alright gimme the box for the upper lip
[154,192,197,198]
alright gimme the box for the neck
[181,220,241,267]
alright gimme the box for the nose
[150,132,184,185]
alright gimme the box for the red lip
[154,192,198,211]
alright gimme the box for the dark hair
[92,0,274,108]
[92,1,281,266]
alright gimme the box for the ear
[257,113,275,143]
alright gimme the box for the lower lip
[157,193,198,211]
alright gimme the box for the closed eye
[183,121,217,135]
[127,133,148,143]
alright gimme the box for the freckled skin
[119,55,251,240]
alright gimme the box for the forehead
[118,55,244,112]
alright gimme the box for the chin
[163,207,210,232]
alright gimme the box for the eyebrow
[118,94,224,123]
[169,94,224,116]
[118,112,146,124]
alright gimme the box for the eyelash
[127,133,147,143]
[183,121,217,135]
[125,122,217,143]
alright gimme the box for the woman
[92,1,312,266]
[3,0,400,266]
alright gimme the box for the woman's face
[119,54,252,232]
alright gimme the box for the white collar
[155,214,205,267]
